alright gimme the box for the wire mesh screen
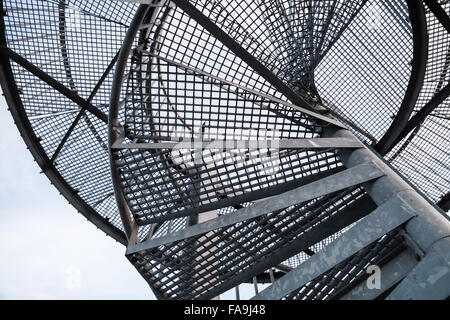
[115,39,342,225]
[187,0,368,102]
[3,0,449,301]
[124,52,323,141]
[283,229,405,300]
[109,0,434,299]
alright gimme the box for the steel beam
[126,162,384,254]
[183,192,377,300]
[136,165,347,226]
[252,194,416,300]
[51,50,120,163]
[0,45,108,123]
[375,0,428,155]
[333,127,450,299]
[333,127,450,250]
[339,250,418,300]
[254,124,450,300]
[112,137,362,150]
[387,237,450,300]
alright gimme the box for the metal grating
[115,42,342,225]
[2,0,139,239]
[315,0,414,142]
[185,0,369,100]
[284,229,405,300]
[387,1,450,203]
[127,186,368,299]
[109,1,443,299]
[1,0,448,300]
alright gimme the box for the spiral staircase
[0,0,449,299]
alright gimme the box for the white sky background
[0,92,155,300]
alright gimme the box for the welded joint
[111,124,126,146]
[400,230,426,260]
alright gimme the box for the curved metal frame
[0,0,435,248]
[374,0,428,155]
[109,4,154,239]
[382,0,450,205]
[0,0,127,244]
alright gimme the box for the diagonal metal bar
[112,137,362,150]
[50,50,121,163]
[170,0,315,111]
[389,82,450,153]
[126,162,384,255]
[0,1,126,245]
[339,250,418,300]
[0,45,108,123]
[134,165,347,226]
[252,194,417,300]
[375,0,428,155]
[143,52,346,128]
[50,110,85,163]
[387,237,450,300]
[424,0,450,33]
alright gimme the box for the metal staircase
[1,0,449,300]
[107,1,450,299]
